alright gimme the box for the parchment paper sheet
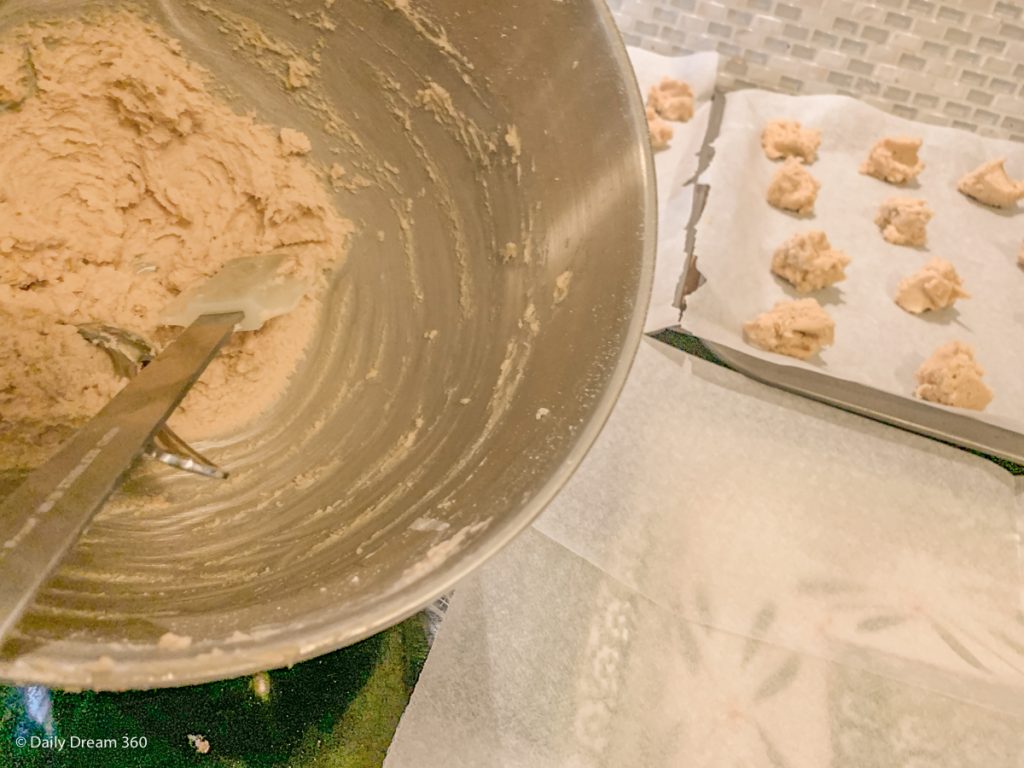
[684,89,1024,432]
[386,340,1024,766]
[626,47,718,333]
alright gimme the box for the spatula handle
[0,312,242,645]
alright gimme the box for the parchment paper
[386,340,1024,767]
[684,89,1024,432]
[626,47,719,333]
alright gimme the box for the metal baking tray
[676,91,1024,467]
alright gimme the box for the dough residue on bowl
[0,11,351,467]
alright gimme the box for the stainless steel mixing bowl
[0,0,654,689]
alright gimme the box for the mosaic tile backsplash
[611,0,1024,142]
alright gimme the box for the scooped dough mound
[859,136,925,184]
[761,119,820,163]
[770,230,850,293]
[875,198,932,247]
[0,12,351,468]
[957,158,1024,209]
[766,158,820,215]
[895,258,969,314]
[646,104,673,151]
[647,77,694,122]
[742,298,834,360]
[914,341,992,411]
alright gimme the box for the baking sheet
[625,47,718,333]
[683,89,1024,433]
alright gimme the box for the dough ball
[761,119,820,163]
[646,104,673,151]
[766,157,820,215]
[0,12,351,467]
[914,341,992,411]
[957,158,1024,209]
[742,298,834,360]
[0,309,124,466]
[875,198,933,247]
[895,258,968,314]
[647,76,694,122]
[770,230,849,293]
[859,136,925,184]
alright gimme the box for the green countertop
[1,615,428,768]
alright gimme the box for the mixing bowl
[0,0,654,689]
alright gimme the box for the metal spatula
[0,251,311,645]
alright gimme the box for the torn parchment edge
[676,88,728,315]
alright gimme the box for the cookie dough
[0,309,125,467]
[742,298,834,360]
[0,46,29,105]
[1019,241,1024,269]
[0,12,351,468]
[875,198,933,247]
[647,76,694,122]
[895,258,969,314]
[914,341,993,411]
[761,119,820,163]
[279,127,312,155]
[646,104,673,151]
[957,158,1024,209]
[859,136,924,184]
[766,158,820,215]
[770,230,850,293]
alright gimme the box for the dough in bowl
[0,11,351,468]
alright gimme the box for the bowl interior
[0,0,654,689]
